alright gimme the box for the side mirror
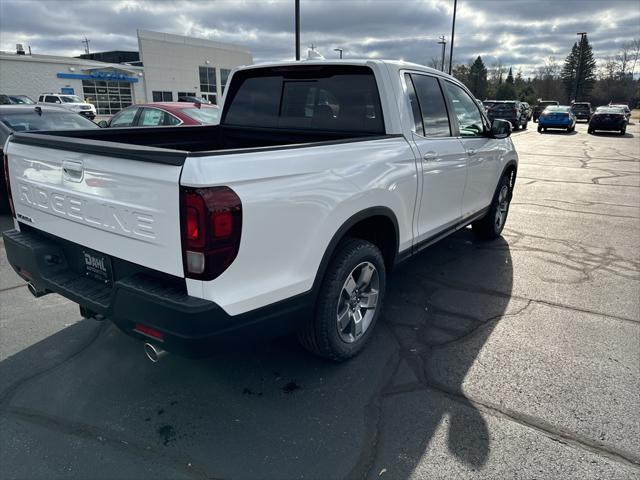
[489,119,511,139]
[97,120,109,128]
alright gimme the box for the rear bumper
[3,227,311,357]
[538,118,572,127]
[590,121,626,131]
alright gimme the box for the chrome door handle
[422,151,437,161]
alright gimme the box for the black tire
[472,175,512,240]
[512,122,519,131]
[621,128,626,135]
[522,121,528,130]
[588,128,593,134]
[537,125,542,133]
[297,238,386,361]
[544,127,547,132]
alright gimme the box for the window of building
[178,92,196,99]
[199,66,217,104]
[220,69,231,95]
[82,80,133,116]
[152,91,173,102]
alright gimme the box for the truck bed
[10,124,388,165]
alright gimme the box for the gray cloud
[0,0,638,76]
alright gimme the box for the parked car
[1,94,36,105]
[178,95,211,105]
[533,100,559,122]
[571,102,592,121]
[486,100,528,130]
[608,103,631,122]
[521,102,532,120]
[37,93,97,120]
[588,107,627,135]
[3,60,517,362]
[0,104,98,212]
[99,102,220,127]
[537,105,576,132]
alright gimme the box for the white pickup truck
[3,60,517,362]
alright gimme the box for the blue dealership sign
[57,70,139,83]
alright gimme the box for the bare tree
[428,56,441,70]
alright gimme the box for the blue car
[537,106,576,133]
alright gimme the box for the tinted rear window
[223,66,385,134]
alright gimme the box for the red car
[99,102,219,128]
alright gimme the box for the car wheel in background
[473,174,512,240]
[298,238,386,361]
[588,128,594,134]
[537,125,542,133]
[621,128,626,135]
[522,121,528,130]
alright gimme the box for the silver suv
[37,93,96,120]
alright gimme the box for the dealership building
[0,30,253,116]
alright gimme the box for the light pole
[334,48,343,59]
[574,32,587,102]
[448,0,457,74]
[295,0,301,61]
[438,35,447,72]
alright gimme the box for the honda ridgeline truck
[3,61,517,362]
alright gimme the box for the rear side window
[223,66,385,134]
[45,96,59,103]
[407,73,451,137]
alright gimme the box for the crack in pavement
[511,201,640,219]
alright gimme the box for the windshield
[572,104,589,110]
[0,111,98,131]
[544,106,570,113]
[10,95,35,104]
[60,95,85,103]
[181,107,219,124]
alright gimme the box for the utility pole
[574,32,587,102]
[81,36,90,55]
[448,0,457,74]
[438,35,447,72]
[295,0,301,61]
[334,48,343,59]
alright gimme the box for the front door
[441,80,501,217]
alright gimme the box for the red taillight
[180,186,242,280]
[3,153,15,218]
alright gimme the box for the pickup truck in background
[3,60,517,362]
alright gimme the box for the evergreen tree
[561,35,597,101]
[468,56,488,99]
[506,67,514,85]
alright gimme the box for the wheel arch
[311,206,399,298]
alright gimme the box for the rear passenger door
[442,80,501,217]
[404,72,468,243]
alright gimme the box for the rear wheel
[522,121,528,130]
[298,238,386,361]
[588,128,594,134]
[537,125,542,133]
[473,175,512,240]
[621,128,626,135]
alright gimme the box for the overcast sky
[0,0,638,76]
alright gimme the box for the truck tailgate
[6,140,185,277]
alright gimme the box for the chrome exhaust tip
[143,343,167,363]
[27,282,46,298]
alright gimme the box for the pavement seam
[0,321,108,409]
[4,405,218,480]
[420,382,640,470]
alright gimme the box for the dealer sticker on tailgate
[82,249,113,285]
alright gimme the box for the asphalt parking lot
[1,120,639,479]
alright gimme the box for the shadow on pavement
[0,227,513,479]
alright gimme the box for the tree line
[443,36,639,107]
